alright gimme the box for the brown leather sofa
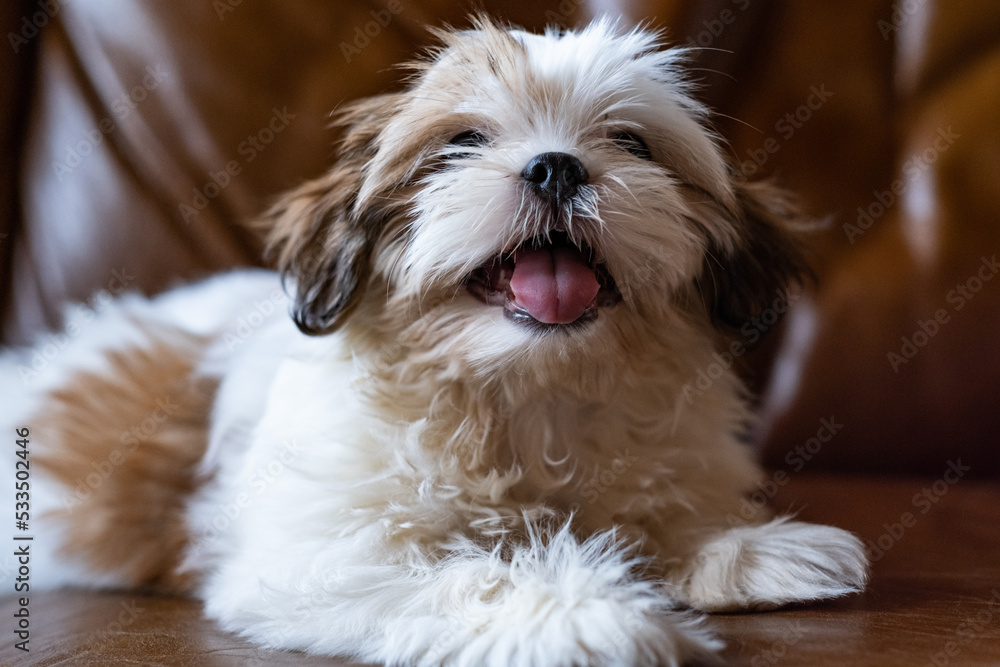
[2,1,999,665]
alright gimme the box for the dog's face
[266,18,807,387]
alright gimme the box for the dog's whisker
[684,66,738,82]
[711,111,764,134]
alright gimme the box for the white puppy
[3,17,867,667]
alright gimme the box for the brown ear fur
[703,180,814,330]
[264,95,400,336]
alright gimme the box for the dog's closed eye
[612,131,652,160]
[445,130,488,159]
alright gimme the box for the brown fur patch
[263,95,404,336]
[34,331,216,595]
[700,180,815,330]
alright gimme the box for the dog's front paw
[391,527,723,667]
[677,518,869,612]
[436,594,719,667]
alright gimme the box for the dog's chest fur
[192,315,757,576]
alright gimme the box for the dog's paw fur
[378,526,723,667]
[676,518,869,612]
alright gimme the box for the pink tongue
[510,246,600,324]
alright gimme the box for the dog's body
[3,19,867,666]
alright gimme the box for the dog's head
[265,17,809,385]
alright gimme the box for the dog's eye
[612,131,652,160]
[445,130,488,159]
[449,130,487,147]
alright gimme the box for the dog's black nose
[522,152,588,203]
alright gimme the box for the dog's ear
[701,180,815,330]
[263,96,398,336]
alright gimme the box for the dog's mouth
[466,232,622,329]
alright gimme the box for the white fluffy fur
[1,19,867,667]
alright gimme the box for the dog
[3,17,867,666]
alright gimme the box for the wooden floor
[714,476,1000,667]
[3,475,999,666]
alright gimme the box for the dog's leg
[577,431,868,614]
[669,518,869,612]
[202,521,722,666]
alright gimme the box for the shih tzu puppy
[3,17,867,666]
